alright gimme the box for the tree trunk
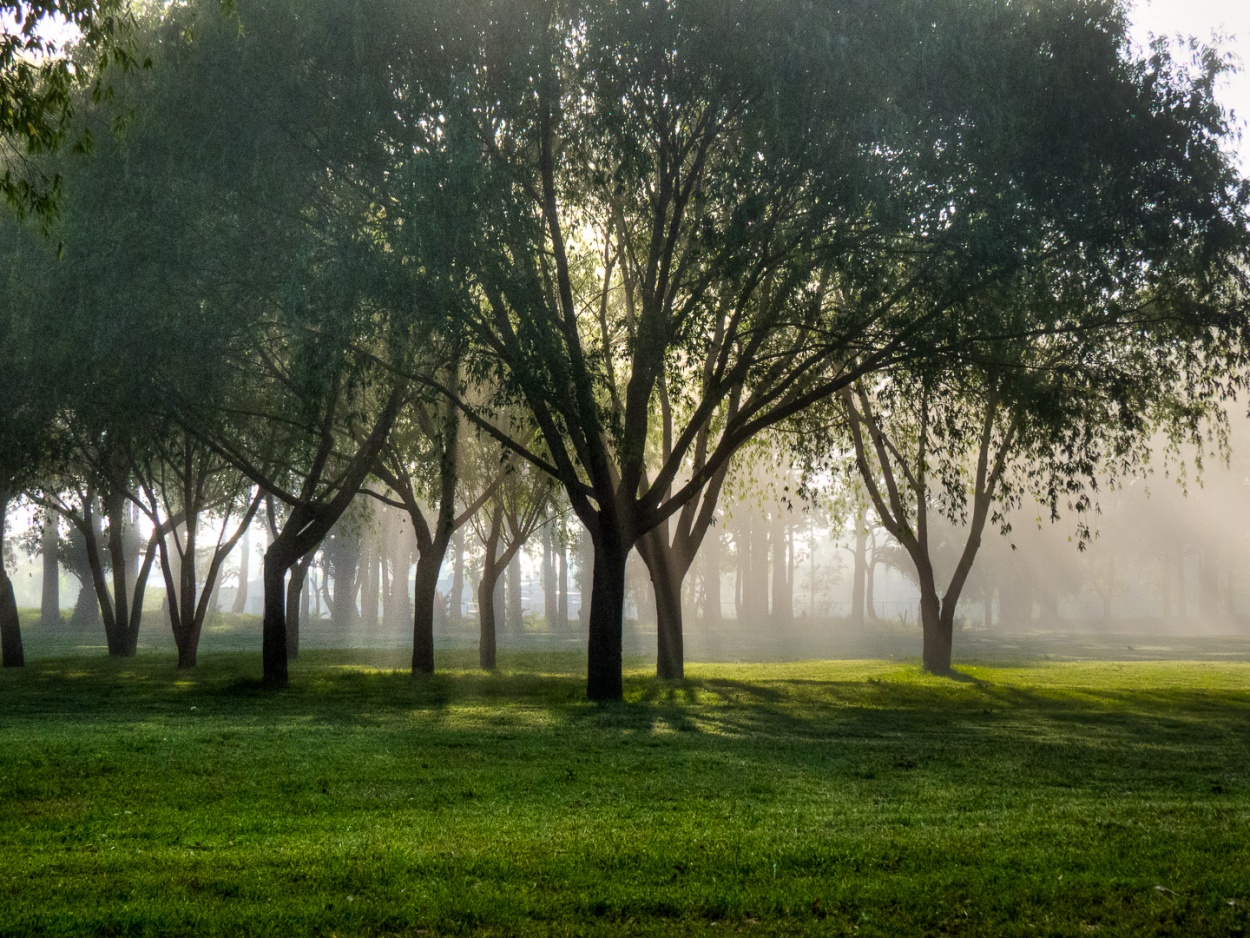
[361,529,379,630]
[771,513,793,625]
[477,570,497,670]
[850,512,867,627]
[557,534,568,628]
[412,547,447,674]
[40,507,60,627]
[262,546,292,687]
[286,555,313,659]
[651,558,684,681]
[450,528,465,630]
[507,553,523,632]
[702,528,722,627]
[105,489,133,656]
[637,528,693,681]
[919,580,951,675]
[329,531,361,630]
[577,534,593,630]
[586,533,629,701]
[0,493,25,668]
[231,524,251,614]
[865,557,878,620]
[543,523,557,626]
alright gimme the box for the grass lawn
[1,650,1248,936]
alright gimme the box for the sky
[1128,0,1250,174]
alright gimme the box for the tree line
[1,0,1247,698]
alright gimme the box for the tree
[835,292,1247,673]
[0,0,136,221]
[136,433,261,668]
[472,453,554,670]
[369,378,500,675]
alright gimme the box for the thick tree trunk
[262,547,292,687]
[652,561,684,680]
[478,566,501,670]
[586,534,629,701]
[0,494,25,668]
[231,525,251,614]
[40,507,60,627]
[412,547,447,674]
[0,568,24,668]
[919,582,951,674]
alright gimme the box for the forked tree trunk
[0,493,25,668]
[918,579,951,674]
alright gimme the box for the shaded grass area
[1,653,1249,936]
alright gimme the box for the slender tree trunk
[865,558,878,620]
[543,523,557,626]
[651,558,685,680]
[771,514,792,625]
[637,528,693,681]
[361,528,379,630]
[507,553,523,632]
[703,529,721,627]
[450,528,465,630]
[105,489,133,656]
[850,511,867,627]
[231,524,251,614]
[0,493,25,668]
[557,535,568,627]
[286,555,313,659]
[577,535,593,629]
[40,507,60,627]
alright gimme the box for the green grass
[1,652,1248,936]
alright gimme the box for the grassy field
[1,650,1248,936]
